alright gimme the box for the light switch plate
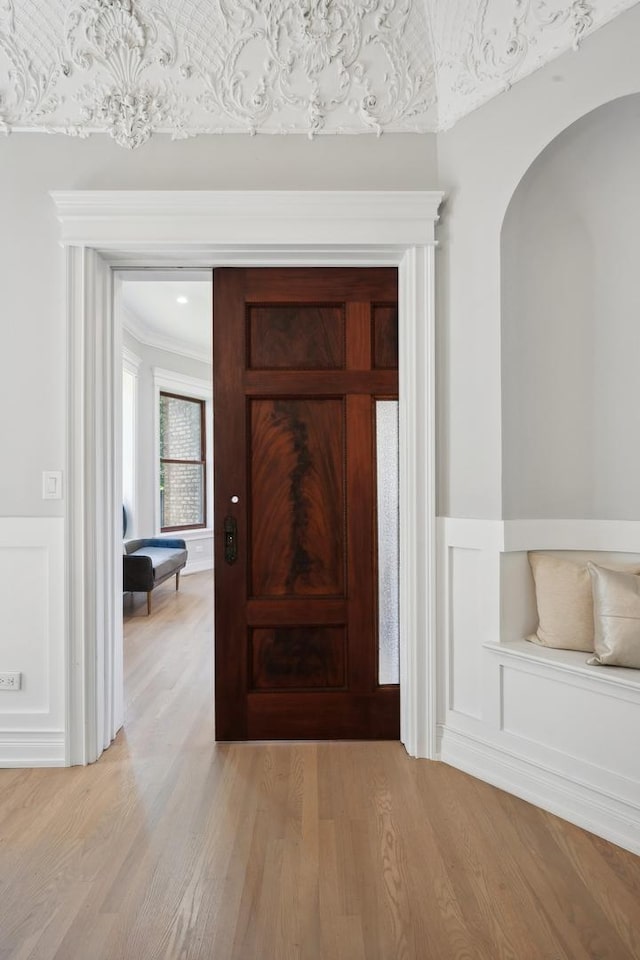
[42,471,63,500]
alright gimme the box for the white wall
[502,94,640,519]
[436,3,640,520]
[122,361,138,536]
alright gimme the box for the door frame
[52,189,444,765]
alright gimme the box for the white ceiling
[121,276,212,364]
[0,1,637,147]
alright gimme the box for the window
[159,392,206,531]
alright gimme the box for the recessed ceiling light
[176,295,189,304]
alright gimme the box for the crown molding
[122,308,211,367]
[153,367,212,400]
[121,344,141,373]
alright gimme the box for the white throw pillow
[527,553,640,652]
[527,553,595,652]
[587,564,640,669]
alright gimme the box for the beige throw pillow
[587,564,640,669]
[527,553,595,651]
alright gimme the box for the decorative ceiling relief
[0,0,637,146]
[0,0,436,146]
[67,0,185,148]
[432,0,639,129]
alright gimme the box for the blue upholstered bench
[123,538,188,615]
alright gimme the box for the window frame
[159,390,207,532]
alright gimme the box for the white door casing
[53,190,444,765]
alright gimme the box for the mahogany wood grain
[242,267,397,302]
[249,304,345,370]
[1,576,639,960]
[214,267,399,740]
[213,268,249,739]
[247,598,346,624]
[244,369,398,395]
[372,303,399,369]
[250,626,346,690]
[346,301,372,370]
[250,397,345,598]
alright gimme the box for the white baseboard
[0,730,66,767]
[441,726,640,857]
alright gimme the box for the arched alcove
[501,93,640,520]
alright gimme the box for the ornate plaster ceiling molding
[0,0,637,148]
[0,0,436,147]
[432,0,640,130]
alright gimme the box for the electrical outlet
[0,673,21,691]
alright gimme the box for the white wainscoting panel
[448,547,485,720]
[0,518,65,766]
[182,531,214,576]
[501,661,640,783]
[0,545,48,714]
[438,517,640,856]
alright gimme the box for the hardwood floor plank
[543,810,640,958]
[489,781,637,960]
[448,769,578,960]
[318,819,343,960]
[0,572,639,959]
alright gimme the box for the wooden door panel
[250,398,345,598]
[214,267,399,741]
[250,626,347,690]
[249,305,345,369]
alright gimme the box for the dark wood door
[213,268,399,740]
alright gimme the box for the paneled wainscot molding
[0,0,638,146]
[0,518,65,767]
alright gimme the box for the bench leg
[147,591,151,616]
[176,570,181,592]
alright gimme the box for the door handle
[224,515,238,565]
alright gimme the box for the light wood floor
[1,573,639,959]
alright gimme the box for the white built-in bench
[485,559,640,854]
[439,525,640,857]
[485,638,640,694]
